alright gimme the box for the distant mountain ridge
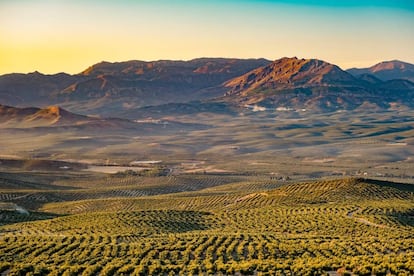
[0,57,413,116]
[347,60,414,82]
[0,58,270,116]
[0,71,80,105]
[80,58,271,77]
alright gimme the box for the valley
[1,106,413,182]
[0,57,413,275]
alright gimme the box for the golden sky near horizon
[1,0,413,74]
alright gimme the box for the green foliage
[0,177,413,274]
[112,166,170,177]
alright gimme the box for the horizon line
[1,56,411,76]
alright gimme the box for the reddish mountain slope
[220,57,414,112]
[224,57,357,96]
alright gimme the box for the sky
[0,0,413,74]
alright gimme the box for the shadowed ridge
[267,178,414,204]
[79,58,271,77]
[361,178,414,192]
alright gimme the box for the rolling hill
[0,103,211,136]
[1,171,413,275]
[0,105,93,127]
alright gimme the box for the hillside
[0,170,413,275]
[0,105,92,127]
[224,57,357,95]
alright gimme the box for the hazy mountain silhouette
[347,60,414,82]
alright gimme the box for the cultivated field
[1,108,414,275]
[0,167,413,275]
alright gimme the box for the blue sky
[249,0,414,9]
[0,0,413,74]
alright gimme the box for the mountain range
[1,57,413,118]
[0,58,269,116]
[221,58,414,112]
